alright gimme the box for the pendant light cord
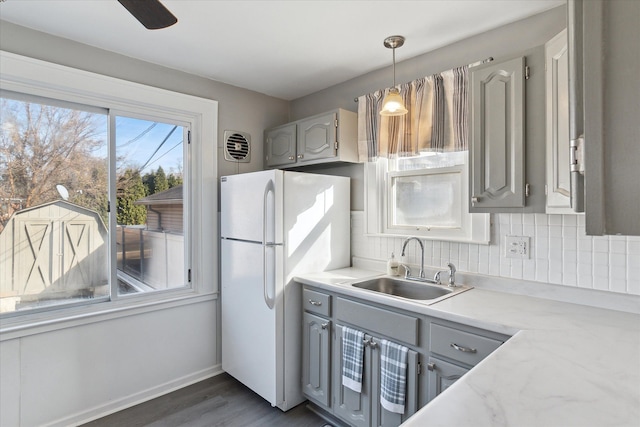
[392,47,397,88]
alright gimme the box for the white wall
[351,211,640,298]
[0,301,217,426]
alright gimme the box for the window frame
[109,110,192,302]
[0,51,217,333]
[364,152,490,244]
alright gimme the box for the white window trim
[0,51,218,336]
[364,152,490,244]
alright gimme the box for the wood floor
[81,373,334,427]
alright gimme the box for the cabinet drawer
[336,297,418,346]
[303,288,331,316]
[430,323,502,366]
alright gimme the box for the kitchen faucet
[401,237,425,279]
[400,237,457,287]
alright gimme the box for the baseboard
[46,364,224,427]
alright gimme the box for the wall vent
[223,130,251,162]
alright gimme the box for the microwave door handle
[263,180,276,309]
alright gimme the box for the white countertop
[295,268,640,427]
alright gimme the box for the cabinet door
[333,325,371,427]
[572,0,640,235]
[470,56,526,210]
[302,312,331,408]
[372,344,419,427]
[297,111,337,163]
[545,30,573,213]
[426,356,468,401]
[265,123,296,168]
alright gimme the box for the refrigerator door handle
[263,180,277,309]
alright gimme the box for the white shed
[0,200,108,311]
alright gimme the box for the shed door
[14,218,96,295]
[15,219,53,294]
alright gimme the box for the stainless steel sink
[351,277,468,302]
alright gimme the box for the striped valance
[357,65,468,161]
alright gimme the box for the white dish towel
[341,326,365,393]
[380,339,409,414]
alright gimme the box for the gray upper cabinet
[297,111,338,164]
[545,29,574,214]
[264,108,359,169]
[569,0,640,235]
[469,47,547,214]
[470,56,526,210]
[265,123,296,168]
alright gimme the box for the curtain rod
[353,56,493,102]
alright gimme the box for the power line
[139,125,177,171]
[144,139,183,170]
[118,122,157,148]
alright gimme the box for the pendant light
[380,35,408,116]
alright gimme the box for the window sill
[0,290,218,341]
[363,231,490,245]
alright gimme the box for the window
[0,51,217,318]
[114,115,188,295]
[365,151,489,243]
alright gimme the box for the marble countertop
[295,268,640,427]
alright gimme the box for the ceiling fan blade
[117,0,178,30]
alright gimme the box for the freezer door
[220,169,283,243]
[221,238,284,407]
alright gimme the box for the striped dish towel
[341,326,365,393]
[380,339,409,414]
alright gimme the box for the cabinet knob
[297,154,304,159]
[321,323,328,329]
[308,299,322,306]
[427,362,436,371]
[288,155,295,160]
[471,196,480,204]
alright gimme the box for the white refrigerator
[220,169,350,411]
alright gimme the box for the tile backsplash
[351,212,640,296]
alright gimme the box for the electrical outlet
[505,236,530,259]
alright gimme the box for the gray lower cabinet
[333,326,419,427]
[426,356,469,401]
[332,325,372,427]
[427,322,504,400]
[300,284,509,427]
[302,312,331,407]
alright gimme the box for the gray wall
[0,20,290,181]
[0,21,291,426]
[290,5,567,210]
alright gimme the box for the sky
[115,116,184,176]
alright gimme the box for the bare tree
[0,99,107,231]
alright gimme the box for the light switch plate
[505,235,530,259]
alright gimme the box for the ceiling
[0,0,564,100]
